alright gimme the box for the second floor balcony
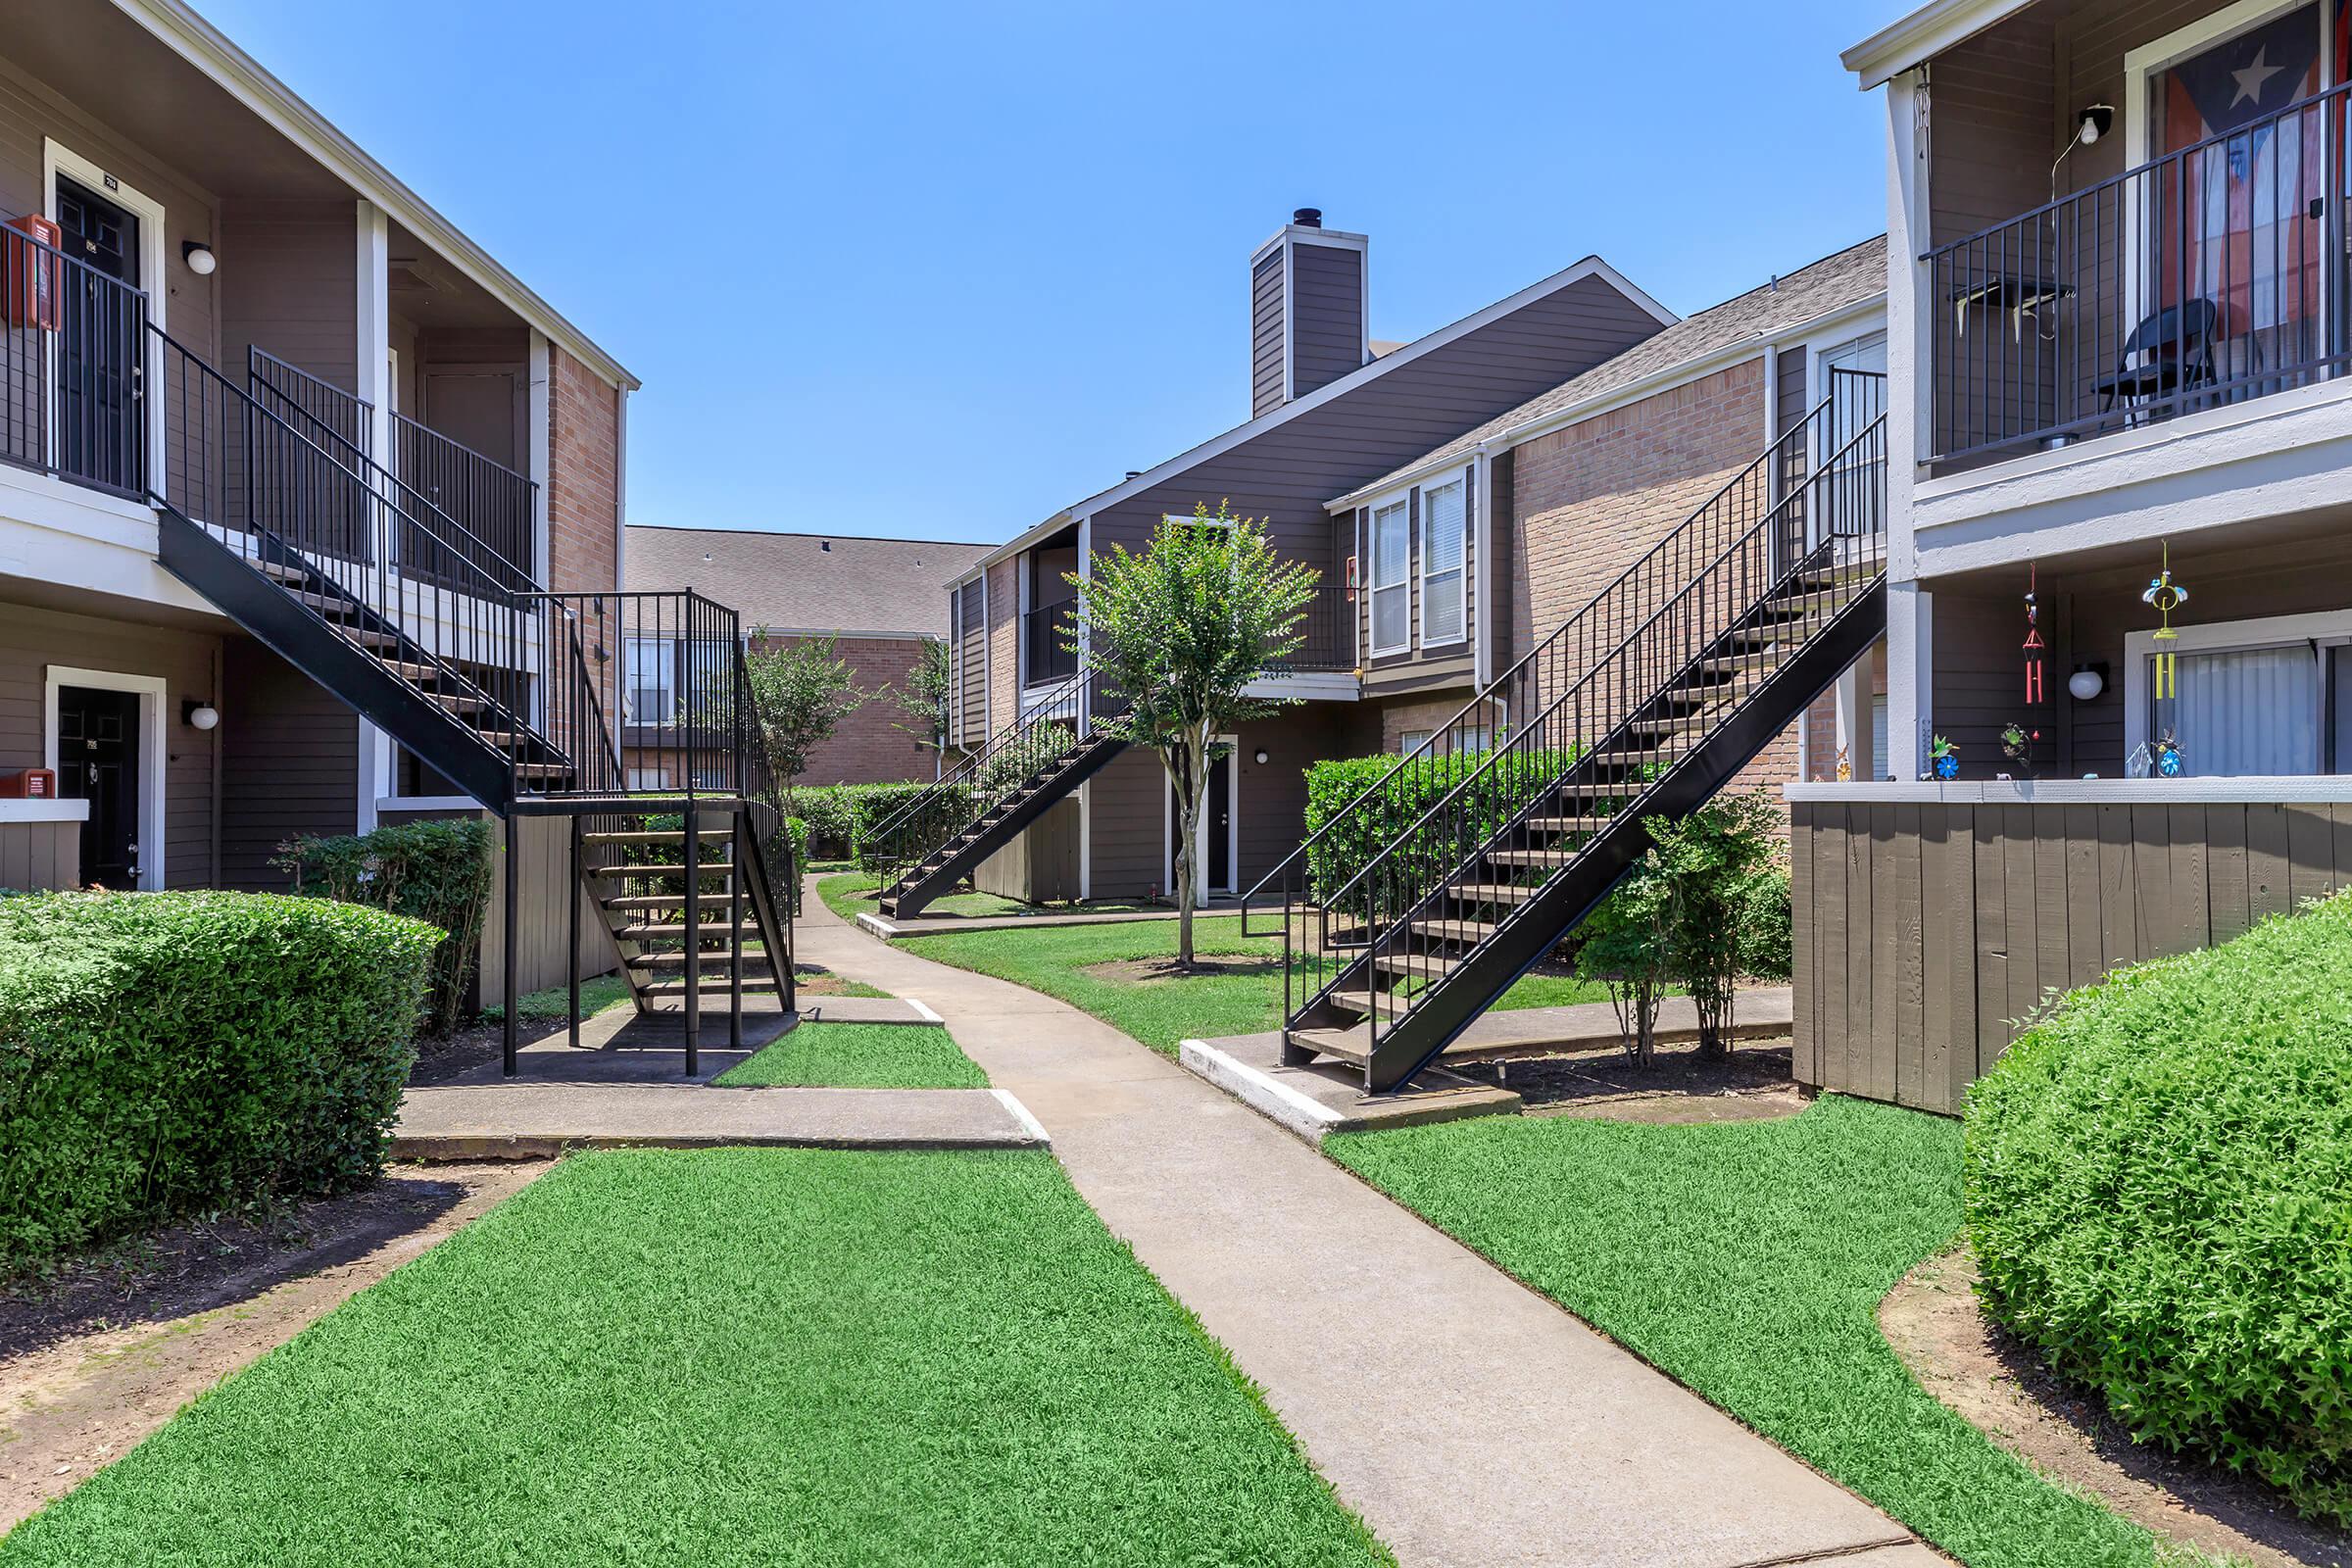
[1015,579,1360,694]
[1909,3,2352,474]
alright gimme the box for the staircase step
[628,950,772,973]
[1325,989,1413,1017]
[374,657,452,682]
[637,976,781,1002]
[511,762,573,780]
[1407,916,1499,945]
[425,691,495,716]
[1482,848,1581,870]
[1288,1027,1372,1066]
[600,892,734,911]
[1448,882,1539,906]
[1697,650,1780,677]
[611,920,753,941]
[584,829,733,847]
[1368,950,1463,979]
[285,587,360,615]
[1520,815,1607,837]
[592,863,736,880]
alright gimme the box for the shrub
[1644,789,1788,1054]
[275,817,491,1036]
[0,890,440,1265]
[1966,889,2352,1527]
[794,788,861,859]
[976,722,1074,796]
[854,782,977,869]
[1302,748,1584,918]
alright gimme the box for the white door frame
[43,139,169,490]
[44,665,169,890]
[1161,735,1239,898]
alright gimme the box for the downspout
[1473,439,1495,689]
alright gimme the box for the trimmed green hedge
[1966,889,2352,1527]
[793,781,971,862]
[0,891,441,1265]
[275,817,491,1037]
[1302,749,1586,915]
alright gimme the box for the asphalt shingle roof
[1348,235,1887,499]
[623,526,990,638]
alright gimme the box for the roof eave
[121,0,640,390]
[1841,0,2035,87]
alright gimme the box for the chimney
[1249,209,1368,418]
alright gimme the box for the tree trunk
[1169,730,1206,967]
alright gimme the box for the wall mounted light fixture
[181,699,220,730]
[180,240,217,276]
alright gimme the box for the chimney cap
[1292,208,1322,228]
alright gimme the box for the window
[1420,473,1466,646]
[1398,729,1431,755]
[1370,498,1410,656]
[1869,695,1888,782]
[2163,644,2322,775]
[625,766,669,792]
[625,637,676,726]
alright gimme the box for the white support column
[528,328,552,589]
[1886,582,1933,779]
[1833,658,1873,782]
[1885,67,1929,586]
[353,201,392,478]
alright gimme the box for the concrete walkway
[797,881,1930,1568]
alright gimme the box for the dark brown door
[59,686,141,888]
[53,176,142,493]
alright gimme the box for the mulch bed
[1447,1040,1805,1123]
[1882,1248,2350,1568]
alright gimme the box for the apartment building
[1788,0,2352,1113]
[0,0,789,1049]
[621,525,987,788]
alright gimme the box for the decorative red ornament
[2023,564,2045,704]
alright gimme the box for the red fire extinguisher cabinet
[5,215,63,331]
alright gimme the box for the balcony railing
[1,218,148,497]
[1925,80,2352,465]
[1022,594,1079,686]
[1016,578,1357,690]
[394,410,537,583]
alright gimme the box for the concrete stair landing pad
[393,1083,1046,1160]
[1181,1032,1521,1143]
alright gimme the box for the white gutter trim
[1472,440,1494,688]
[113,0,639,390]
[1841,0,2031,87]
[1324,291,1888,513]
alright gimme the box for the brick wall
[547,344,620,593]
[1509,358,1812,811]
[1374,691,1479,753]
[786,634,947,786]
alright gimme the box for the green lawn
[714,1021,987,1089]
[1,1150,1388,1567]
[1330,1097,2170,1568]
[819,870,1160,925]
[902,914,1618,1054]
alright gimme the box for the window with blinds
[1421,474,1466,646]
[2164,644,2323,776]
[1370,498,1409,656]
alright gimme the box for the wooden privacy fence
[1788,784,2352,1116]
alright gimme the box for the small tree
[1071,504,1315,964]
[1575,860,1674,1066]
[888,638,955,781]
[744,631,864,796]
[1646,788,1787,1056]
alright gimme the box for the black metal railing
[1022,594,1080,685]
[394,410,537,582]
[0,218,147,496]
[1284,580,1355,673]
[860,663,1129,891]
[157,326,570,795]
[1925,79,2352,464]
[1244,375,1886,1054]
[249,348,370,460]
[532,590,748,799]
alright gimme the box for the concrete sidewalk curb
[393,1084,1050,1161]
[1180,1035,1522,1143]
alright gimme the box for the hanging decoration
[2142,544,2189,701]
[2154,730,2184,778]
[1929,734,1961,780]
[1836,744,1852,782]
[2001,722,2042,779]
[2022,564,2045,704]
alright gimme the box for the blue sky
[199,0,1915,546]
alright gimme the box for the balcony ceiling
[0,0,349,200]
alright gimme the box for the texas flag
[2160,4,2327,337]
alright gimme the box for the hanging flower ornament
[2154,729,2184,778]
[2143,543,2189,701]
[1929,734,1960,780]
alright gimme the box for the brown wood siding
[219,637,357,889]
[1777,345,1809,433]
[1791,795,2352,1113]
[1087,270,1669,608]
[220,198,355,396]
[1289,241,1364,401]
[0,821,76,890]
[0,599,221,889]
[953,582,985,746]
[380,805,616,1004]
[1250,249,1286,419]
[1086,747,1165,898]
[1928,7,2060,247]
[975,796,1079,904]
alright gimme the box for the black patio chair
[2094,299,2220,419]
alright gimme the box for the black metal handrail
[0,217,148,497]
[860,662,1129,889]
[1282,580,1355,673]
[1021,595,1080,685]
[1924,77,2351,463]
[1244,375,1885,1051]
[394,409,537,582]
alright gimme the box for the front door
[58,686,141,889]
[53,176,143,493]
[1168,746,1234,897]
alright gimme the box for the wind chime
[2142,543,2189,777]
[2022,564,2044,705]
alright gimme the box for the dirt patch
[1083,956,1282,984]
[1446,1040,1804,1123]
[794,964,873,997]
[410,1016,571,1085]
[1882,1247,2349,1568]
[0,1161,545,1531]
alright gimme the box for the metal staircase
[863,667,1128,919]
[137,324,792,1076]
[1244,371,1888,1093]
